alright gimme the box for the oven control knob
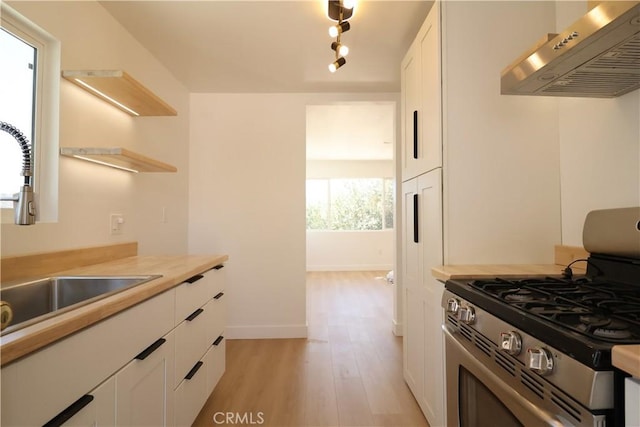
[457,305,476,324]
[499,331,522,355]
[527,347,554,375]
[446,298,460,314]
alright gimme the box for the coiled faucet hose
[0,121,33,178]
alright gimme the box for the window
[306,178,395,231]
[1,4,60,221]
[0,27,36,203]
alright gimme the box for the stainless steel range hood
[501,1,640,98]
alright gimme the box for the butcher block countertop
[613,346,640,378]
[431,264,566,281]
[0,254,228,366]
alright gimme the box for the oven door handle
[443,326,566,427]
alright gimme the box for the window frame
[1,4,59,223]
[306,177,395,231]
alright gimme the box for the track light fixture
[327,0,354,73]
[329,57,346,73]
[328,21,350,38]
[331,41,349,57]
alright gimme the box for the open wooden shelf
[60,147,177,173]
[61,70,177,116]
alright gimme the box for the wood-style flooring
[193,271,429,427]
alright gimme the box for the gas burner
[579,314,612,328]
[503,288,549,303]
[526,303,590,315]
[596,300,640,313]
[577,315,633,340]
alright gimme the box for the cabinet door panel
[418,1,442,172]
[401,179,424,400]
[401,51,421,181]
[115,330,174,427]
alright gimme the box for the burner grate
[469,277,640,343]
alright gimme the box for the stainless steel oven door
[444,326,567,427]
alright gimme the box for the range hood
[501,1,640,98]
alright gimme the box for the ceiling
[99,1,429,160]
[100,0,432,93]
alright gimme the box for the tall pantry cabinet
[400,1,562,426]
[400,2,445,427]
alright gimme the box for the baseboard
[392,319,403,336]
[225,324,308,339]
[306,264,393,272]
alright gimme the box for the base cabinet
[1,263,227,427]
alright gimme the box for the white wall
[189,92,398,339]
[441,1,562,264]
[1,1,190,257]
[306,159,394,271]
[556,1,640,246]
[306,230,394,271]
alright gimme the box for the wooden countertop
[432,264,566,281]
[0,254,228,366]
[613,345,640,378]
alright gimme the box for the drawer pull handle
[43,394,94,427]
[186,308,204,322]
[135,338,166,360]
[413,194,419,243]
[213,335,224,346]
[413,110,418,159]
[184,274,204,284]
[214,292,224,300]
[185,361,204,380]
[212,264,225,270]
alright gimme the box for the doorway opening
[304,102,399,332]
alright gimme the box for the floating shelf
[60,147,177,173]
[61,70,177,117]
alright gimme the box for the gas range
[445,259,640,370]
[441,207,640,426]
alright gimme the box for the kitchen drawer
[174,265,224,325]
[208,292,226,343]
[209,264,225,296]
[174,358,208,427]
[174,304,210,388]
[205,337,226,396]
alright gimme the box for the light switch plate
[110,213,124,235]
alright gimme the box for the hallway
[193,271,429,427]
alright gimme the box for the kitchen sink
[0,275,161,336]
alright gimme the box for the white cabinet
[1,262,227,427]
[401,1,441,181]
[401,169,445,427]
[116,330,175,427]
[173,266,226,426]
[626,377,640,426]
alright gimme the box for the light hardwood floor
[193,271,429,427]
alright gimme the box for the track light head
[328,21,350,38]
[328,57,346,73]
[342,0,356,10]
[331,41,349,57]
[327,0,354,21]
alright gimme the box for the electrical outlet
[110,214,124,235]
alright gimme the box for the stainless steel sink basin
[0,275,161,336]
